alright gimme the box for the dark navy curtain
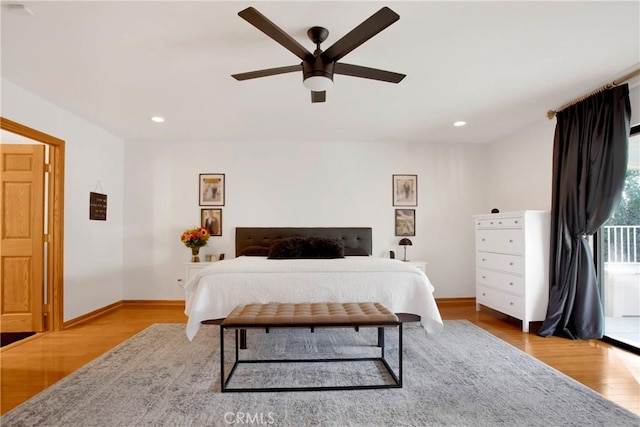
[538,85,631,339]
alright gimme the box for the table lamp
[399,238,412,262]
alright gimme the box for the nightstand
[185,262,215,282]
[404,260,427,274]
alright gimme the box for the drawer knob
[490,221,494,225]
[482,276,486,279]
[482,238,485,242]
[482,293,486,296]
[482,258,486,261]
[509,302,514,306]
[509,239,513,243]
[514,220,519,224]
[510,282,514,286]
[509,262,514,266]
[498,221,502,224]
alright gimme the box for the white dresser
[474,211,550,332]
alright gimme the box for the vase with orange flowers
[180,226,210,262]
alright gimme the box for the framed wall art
[199,173,225,206]
[201,208,222,236]
[392,174,417,206]
[395,209,415,236]
[89,192,107,221]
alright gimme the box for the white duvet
[184,256,444,340]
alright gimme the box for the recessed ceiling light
[150,116,165,123]
[453,121,467,127]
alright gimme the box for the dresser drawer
[476,229,524,254]
[477,268,524,295]
[476,252,523,274]
[475,216,524,229]
[477,285,524,317]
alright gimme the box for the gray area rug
[2,320,638,427]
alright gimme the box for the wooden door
[0,144,45,332]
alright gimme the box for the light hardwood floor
[1,300,638,417]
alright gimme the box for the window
[598,123,640,353]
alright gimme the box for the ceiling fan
[231,6,406,103]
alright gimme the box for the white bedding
[184,256,444,340]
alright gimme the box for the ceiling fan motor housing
[302,56,334,81]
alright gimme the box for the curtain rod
[547,67,640,119]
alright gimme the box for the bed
[184,227,443,340]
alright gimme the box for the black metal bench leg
[377,327,384,347]
[240,329,247,349]
[220,325,225,391]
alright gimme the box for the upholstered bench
[220,302,403,392]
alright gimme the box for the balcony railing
[603,225,640,263]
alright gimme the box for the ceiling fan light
[303,76,333,92]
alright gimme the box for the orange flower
[180,226,210,248]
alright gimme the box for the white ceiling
[1,1,639,145]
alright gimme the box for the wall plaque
[89,192,107,221]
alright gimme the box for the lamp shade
[399,238,413,246]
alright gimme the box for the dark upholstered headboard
[235,227,372,258]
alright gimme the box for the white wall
[123,139,487,299]
[485,118,555,213]
[1,79,125,321]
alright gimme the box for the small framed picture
[395,209,415,236]
[201,208,222,236]
[199,173,225,206]
[393,174,417,206]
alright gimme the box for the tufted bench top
[222,302,399,327]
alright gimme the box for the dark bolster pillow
[240,245,270,256]
[344,247,370,256]
[307,236,346,258]
[268,236,345,259]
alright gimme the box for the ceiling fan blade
[321,7,399,62]
[238,7,313,61]
[334,63,405,83]
[311,91,326,103]
[232,65,301,81]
